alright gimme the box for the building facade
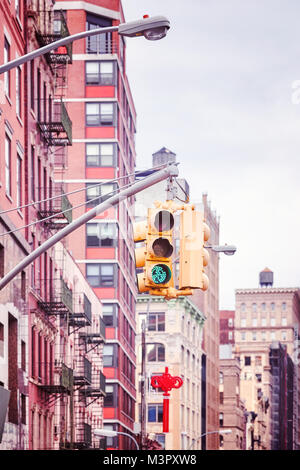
[53,0,137,449]
[136,296,206,450]
[235,269,300,449]
[219,356,246,450]
[0,0,28,450]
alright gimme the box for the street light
[187,429,232,450]
[0,15,170,75]
[206,244,237,256]
[94,428,140,450]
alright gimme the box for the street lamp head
[118,15,170,41]
[94,428,117,438]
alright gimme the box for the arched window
[146,343,165,362]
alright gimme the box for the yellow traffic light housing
[179,205,210,291]
[133,203,175,296]
[133,200,211,300]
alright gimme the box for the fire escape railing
[38,99,72,146]
[38,278,73,316]
[35,9,72,64]
[37,185,73,230]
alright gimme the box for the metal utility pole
[140,319,146,448]
[0,164,178,290]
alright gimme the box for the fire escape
[35,8,72,149]
[73,305,106,450]
[37,183,72,231]
[37,278,106,449]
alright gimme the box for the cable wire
[0,162,169,216]
[0,179,137,238]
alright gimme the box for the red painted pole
[163,397,169,433]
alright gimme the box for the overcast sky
[122,0,300,309]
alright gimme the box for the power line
[0,179,136,238]
[0,163,168,216]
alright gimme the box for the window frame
[86,222,117,247]
[86,181,118,207]
[86,142,117,167]
[85,60,116,86]
[85,102,117,127]
[86,263,117,288]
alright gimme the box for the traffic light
[133,202,175,296]
[179,205,210,291]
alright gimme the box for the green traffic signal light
[151,264,172,284]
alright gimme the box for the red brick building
[54,0,137,449]
[0,0,29,450]
[220,310,235,346]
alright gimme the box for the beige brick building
[135,296,205,450]
[234,270,300,449]
[219,356,246,450]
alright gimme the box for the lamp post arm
[117,432,139,450]
[0,25,119,75]
[0,164,178,291]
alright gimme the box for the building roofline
[235,287,300,295]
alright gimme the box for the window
[86,61,115,85]
[241,303,246,312]
[86,222,117,247]
[5,134,11,197]
[102,303,118,326]
[282,302,287,311]
[15,1,22,20]
[0,244,4,278]
[271,331,276,341]
[4,38,10,97]
[252,317,257,327]
[31,145,35,201]
[86,182,117,207]
[16,66,21,117]
[155,434,165,449]
[219,412,224,427]
[30,61,34,110]
[86,14,112,54]
[86,263,116,287]
[261,317,267,326]
[252,332,257,341]
[0,322,4,357]
[16,155,22,208]
[252,303,257,312]
[241,318,246,327]
[86,142,116,167]
[244,356,251,366]
[104,384,115,407]
[255,356,262,366]
[146,343,165,362]
[271,302,275,311]
[103,344,114,367]
[21,340,26,371]
[281,317,287,326]
[261,302,266,311]
[148,312,165,331]
[148,404,163,423]
[219,372,224,384]
[86,102,116,126]
[241,332,246,341]
[270,317,276,327]
[281,331,287,341]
